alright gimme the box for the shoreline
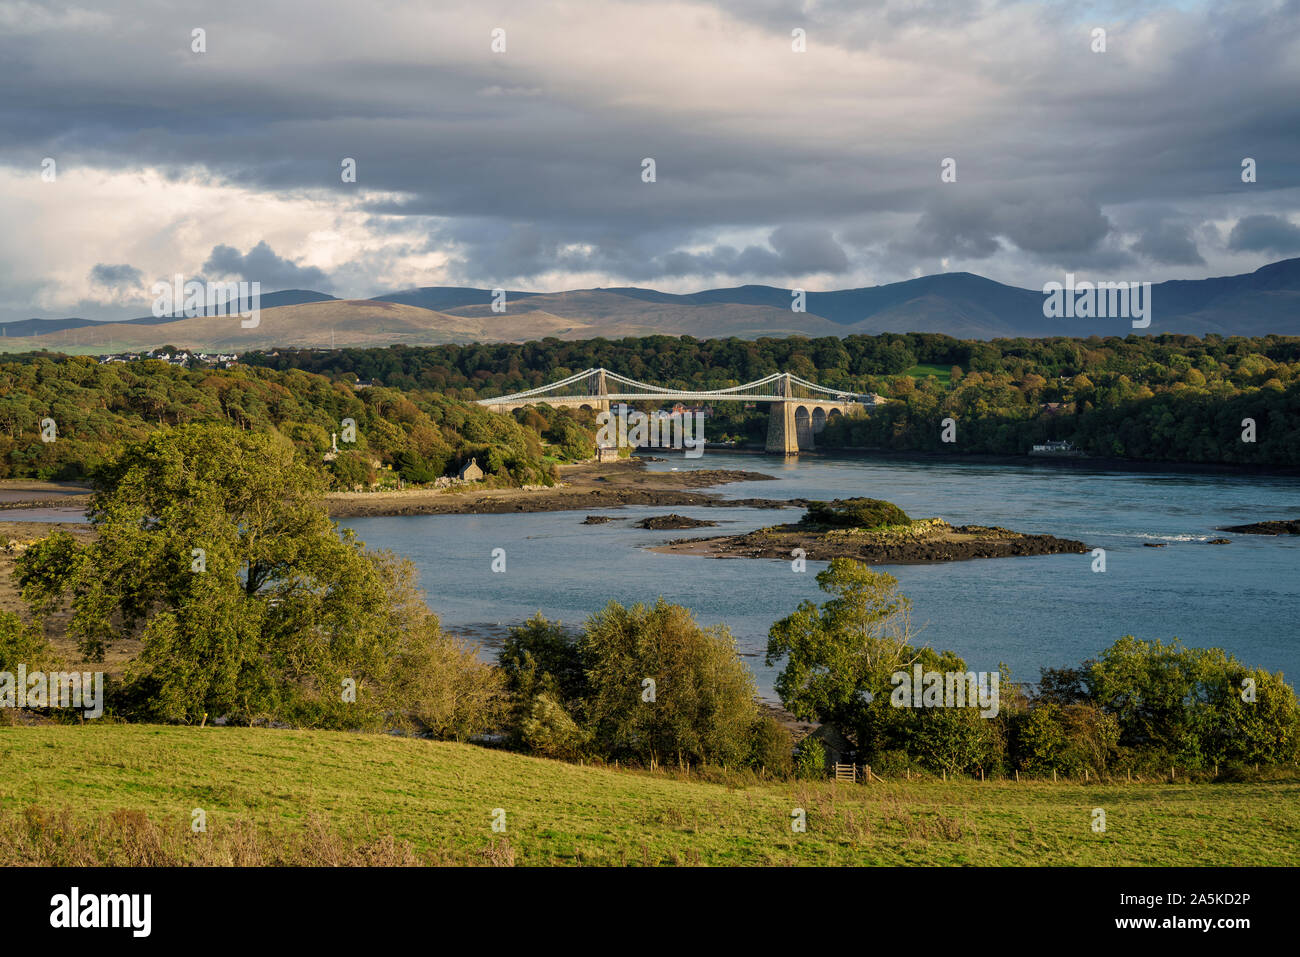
[710,444,1300,478]
[322,459,805,518]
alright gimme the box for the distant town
[95,348,239,368]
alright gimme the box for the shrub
[802,498,912,529]
[748,715,794,778]
[580,599,758,767]
[0,610,60,673]
[794,736,826,779]
[520,694,589,759]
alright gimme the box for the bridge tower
[589,368,611,415]
[765,372,809,455]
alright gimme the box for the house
[458,457,484,481]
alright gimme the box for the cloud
[1227,214,1300,255]
[1132,221,1205,266]
[89,262,143,289]
[201,241,333,292]
[0,0,1298,317]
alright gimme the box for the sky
[2,0,1299,323]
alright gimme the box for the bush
[1013,702,1118,776]
[794,736,826,779]
[392,449,441,483]
[0,610,60,674]
[579,599,758,767]
[802,498,912,529]
[748,715,794,778]
[520,694,588,759]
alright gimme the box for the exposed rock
[1218,519,1300,535]
[636,514,720,530]
[582,515,613,524]
[659,519,1088,564]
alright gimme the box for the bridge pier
[765,401,802,455]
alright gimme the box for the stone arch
[794,405,814,450]
[811,406,828,434]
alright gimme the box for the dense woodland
[0,357,593,485]
[241,333,1300,467]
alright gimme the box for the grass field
[2,724,1297,865]
[904,363,952,384]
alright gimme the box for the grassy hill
[2,724,1297,866]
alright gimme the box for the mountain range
[3,259,1298,354]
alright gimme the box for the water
[340,453,1300,700]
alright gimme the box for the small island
[1218,519,1300,535]
[652,497,1089,564]
[635,514,719,530]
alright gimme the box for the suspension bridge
[475,368,869,454]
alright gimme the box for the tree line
[240,333,1300,466]
[0,356,594,486]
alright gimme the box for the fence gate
[833,762,857,782]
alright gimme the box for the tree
[580,599,757,767]
[0,609,60,674]
[16,423,494,731]
[765,559,918,729]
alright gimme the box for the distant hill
[0,289,338,342]
[2,261,1297,352]
[371,287,539,311]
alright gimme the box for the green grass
[2,724,1297,865]
[904,363,952,384]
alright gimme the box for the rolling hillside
[3,724,1297,866]
[3,260,1298,353]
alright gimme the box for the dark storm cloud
[202,241,333,291]
[1227,214,1300,255]
[1132,220,1205,265]
[89,262,144,289]
[887,193,1116,266]
[1,0,1298,299]
[435,222,848,282]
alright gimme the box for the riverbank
[323,459,804,517]
[0,480,91,511]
